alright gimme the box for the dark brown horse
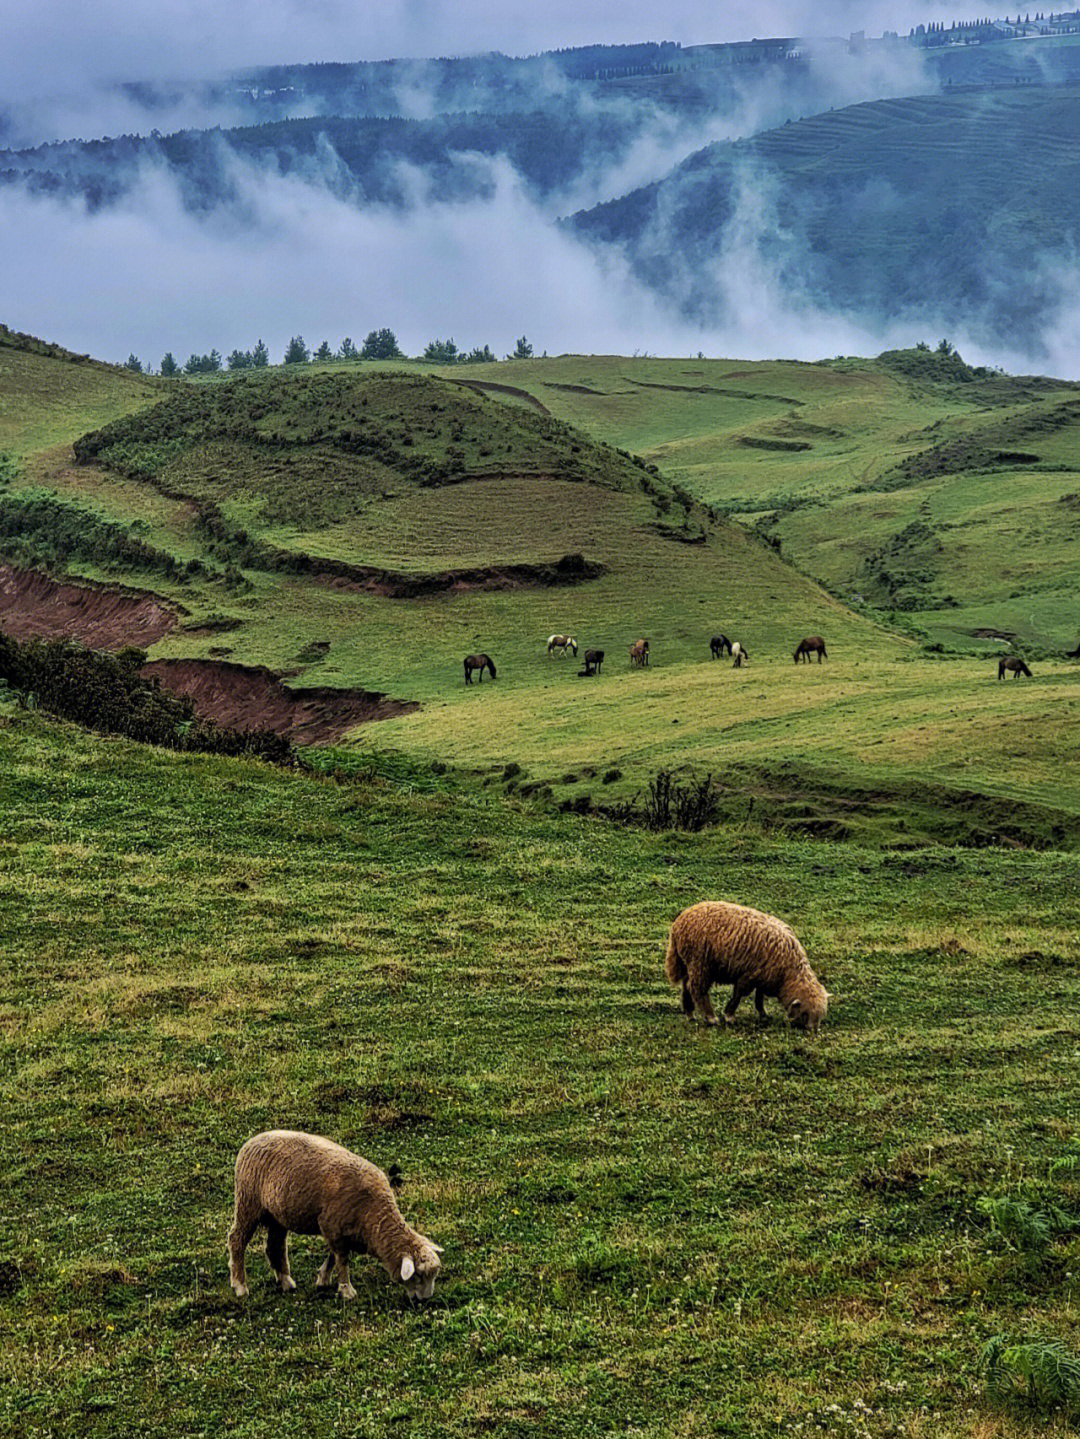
[464,653,497,684]
[998,657,1032,680]
[629,639,649,667]
[710,634,732,659]
[583,648,604,675]
[794,636,827,664]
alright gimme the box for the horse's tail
[665,929,686,988]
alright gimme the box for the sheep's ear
[401,1256,415,1282]
[788,998,803,1015]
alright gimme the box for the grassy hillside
[4,345,1080,827]
[453,352,1080,656]
[571,85,1080,348]
[0,325,159,460]
[2,707,1079,1438]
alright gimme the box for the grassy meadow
[2,332,1080,1434]
[2,708,1080,1438]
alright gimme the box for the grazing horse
[547,634,578,658]
[794,636,827,664]
[583,648,604,675]
[731,641,748,668]
[464,653,497,684]
[710,634,733,659]
[998,657,1032,680]
[629,639,650,667]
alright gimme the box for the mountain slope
[571,86,1080,348]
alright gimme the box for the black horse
[998,657,1032,680]
[710,634,732,659]
[581,648,604,676]
[464,653,497,684]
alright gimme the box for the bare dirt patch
[142,659,418,744]
[0,565,179,649]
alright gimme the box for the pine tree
[160,353,179,377]
[284,335,310,365]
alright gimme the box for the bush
[0,635,293,765]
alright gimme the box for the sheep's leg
[265,1221,296,1292]
[315,1249,338,1289]
[680,982,695,1018]
[724,979,752,1024]
[754,986,770,1022]
[227,1206,261,1298]
[334,1250,357,1301]
[689,981,719,1026]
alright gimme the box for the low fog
[3,3,1077,376]
[4,1,996,148]
[4,145,1076,378]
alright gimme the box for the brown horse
[583,648,604,675]
[464,653,497,684]
[794,636,827,664]
[629,639,649,667]
[710,634,732,659]
[998,657,1032,680]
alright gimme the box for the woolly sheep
[665,900,828,1033]
[228,1130,443,1301]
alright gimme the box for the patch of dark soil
[642,522,706,544]
[141,659,418,744]
[542,381,611,396]
[0,1260,23,1296]
[860,1165,927,1195]
[630,378,804,406]
[738,436,813,452]
[451,378,550,413]
[0,565,180,649]
[314,551,605,596]
[972,628,1018,641]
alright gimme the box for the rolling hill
[4,332,1080,833]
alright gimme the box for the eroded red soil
[0,565,179,649]
[142,659,419,744]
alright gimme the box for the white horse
[547,634,578,658]
[731,641,749,668]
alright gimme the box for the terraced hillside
[5,340,1080,826]
[454,350,1080,657]
[571,85,1080,348]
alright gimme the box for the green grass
[2,708,1079,1438]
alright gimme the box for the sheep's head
[786,990,828,1035]
[399,1240,442,1300]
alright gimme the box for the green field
[3,330,1080,1436]
[2,709,1079,1438]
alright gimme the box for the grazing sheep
[228,1130,443,1302]
[731,641,748,668]
[665,901,828,1033]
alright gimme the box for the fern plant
[975,1195,1069,1252]
[982,1335,1080,1413]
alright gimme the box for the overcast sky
[2,1,996,106]
[4,1,1070,375]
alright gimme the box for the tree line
[125,331,534,375]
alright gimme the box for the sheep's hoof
[338,1283,357,1301]
[231,1280,249,1299]
[315,1272,333,1289]
[706,1015,721,1027]
[279,1275,296,1292]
